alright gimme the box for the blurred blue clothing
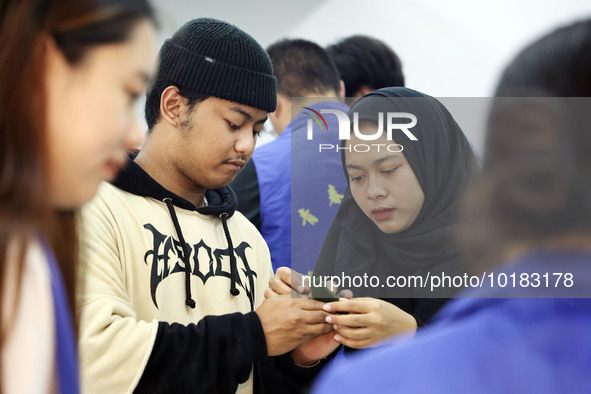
[313,250,591,394]
[43,237,80,394]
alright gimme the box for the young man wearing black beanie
[76,18,335,394]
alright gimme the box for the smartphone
[310,282,339,303]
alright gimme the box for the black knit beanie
[157,18,277,112]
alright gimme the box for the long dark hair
[0,0,155,366]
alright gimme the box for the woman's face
[345,129,425,234]
[45,20,155,209]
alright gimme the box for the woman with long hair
[0,0,156,391]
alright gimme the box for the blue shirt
[313,250,591,393]
[42,237,80,394]
[250,101,349,272]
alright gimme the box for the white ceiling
[151,0,591,97]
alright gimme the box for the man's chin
[206,178,234,190]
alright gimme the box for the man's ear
[159,86,184,127]
[270,94,283,121]
[269,94,286,134]
[355,84,374,97]
[338,80,346,101]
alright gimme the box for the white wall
[152,0,591,97]
[143,1,591,152]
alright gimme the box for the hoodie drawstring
[163,198,196,309]
[163,198,240,309]
[220,213,240,296]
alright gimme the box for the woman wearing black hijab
[312,87,479,348]
[266,87,478,350]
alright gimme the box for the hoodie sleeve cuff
[245,311,268,363]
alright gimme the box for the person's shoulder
[2,235,54,394]
[229,211,269,246]
[230,210,263,236]
[252,131,290,160]
[81,181,143,220]
[87,181,127,203]
[247,144,290,187]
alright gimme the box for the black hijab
[314,87,479,298]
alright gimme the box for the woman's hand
[323,297,417,348]
[264,267,308,298]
